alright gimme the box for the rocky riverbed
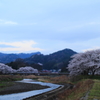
[0,82,49,95]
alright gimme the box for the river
[0,79,61,100]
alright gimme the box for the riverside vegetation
[0,75,100,100]
[34,75,100,100]
[0,75,22,88]
[0,75,22,93]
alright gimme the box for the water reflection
[0,79,61,100]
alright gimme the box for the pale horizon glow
[0,40,43,53]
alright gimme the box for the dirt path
[80,91,90,100]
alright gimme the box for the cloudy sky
[0,0,100,54]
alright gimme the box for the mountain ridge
[0,52,41,63]
[3,48,77,71]
[24,48,77,70]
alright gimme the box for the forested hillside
[6,48,77,71]
[25,48,77,70]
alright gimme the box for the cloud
[0,40,43,53]
[82,47,100,52]
[0,19,18,25]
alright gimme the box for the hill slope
[25,48,77,70]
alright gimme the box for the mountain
[17,52,41,59]
[25,48,77,70]
[7,58,43,70]
[0,54,19,64]
[0,52,41,63]
[6,48,77,71]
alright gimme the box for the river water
[0,79,61,100]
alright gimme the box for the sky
[0,0,100,54]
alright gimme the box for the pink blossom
[0,63,16,74]
[17,66,38,73]
[68,49,100,76]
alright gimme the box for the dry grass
[49,75,70,84]
[57,79,94,100]
[0,75,23,90]
[23,75,38,79]
[0,75,23,81]
[37,75,70,84]
[0,75,98,100]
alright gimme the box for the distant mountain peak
[0,52,41,63]
[24,48,77,70]
[6,48,77,71]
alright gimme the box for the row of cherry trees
[17,66,38,73]
[68,49,100,76]
[1,49,100,75]
[0,63,38,74]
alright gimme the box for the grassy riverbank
[56,79,94,100]
[0,75,23,90]
[0,75,100,100]
[36,75,100,100]
[53,76,100,100]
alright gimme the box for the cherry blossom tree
[0,63,16,74]
[17,66,38,73]
[68,49,100,76]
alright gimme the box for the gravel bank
[0,82,49,95]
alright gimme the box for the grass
[55,75,100,100]
[0,75,23,81]
[81,75,100,80]
[88,80,100,100]
[0,74,100,100]
[37,75,96,100]
[0,75,23,90]
[57,79,94,100]
[0,81,14,90]
[37,75,71,84]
